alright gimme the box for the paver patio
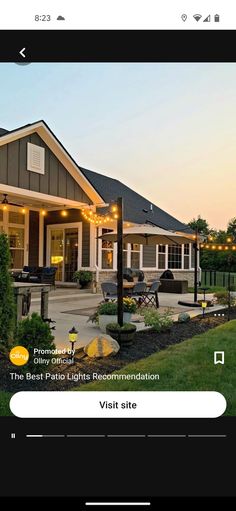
[30,289,223,349]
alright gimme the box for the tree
[188,215,209,235]
[0,233,15,345]
[15,313,55,373]
[227,217,236,240]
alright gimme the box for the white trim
[89,222,96,268]
[0,183,86,208]
[78,223,83,269]
[0,121,104,205]
[181,244,184,269]
[140,245,143,268]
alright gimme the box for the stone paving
[30,288,223,349]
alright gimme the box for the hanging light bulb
[61,206,68,217]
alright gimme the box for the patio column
[117,197,124,327]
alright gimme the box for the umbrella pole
[117,197,124,327]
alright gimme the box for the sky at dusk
[0,62,235,230]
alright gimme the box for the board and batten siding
[142,245,156,267]
[0,133,90,204]
[28,210,40,267]
[44,209,91,268]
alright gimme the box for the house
[0,120,197,288]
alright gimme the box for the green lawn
[0,392,12,416]
[77,320,236,416]
[188,286,226,294]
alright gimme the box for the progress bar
[188,434,227,438]
[25,433,227,439]
[85,503,151,507]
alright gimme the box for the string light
[81,205,120,224]
[41,209,47,216]
[201,243,235,251]
[3,205,7,211]
[22,208,26,214]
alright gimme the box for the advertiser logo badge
[9,346,29,366]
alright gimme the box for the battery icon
[214,14,220,22]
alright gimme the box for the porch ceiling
[0,187,88,211]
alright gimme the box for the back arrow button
[19,48,26,58]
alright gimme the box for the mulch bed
[1,308,235,392]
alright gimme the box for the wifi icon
[193,14,202,22]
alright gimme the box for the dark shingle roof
[81,167,192,233]
[0,128,9,136]
[0,121,191,233]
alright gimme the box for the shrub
[106,322,136,331]
[73,270,93,287]
[0,233,15,346]
[143,309,174,332]
[178,312,191,323]
[15,313,55,373]
[98,302,118,315]
[213,291,236,307]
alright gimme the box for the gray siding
[143,245,156,267]
[0,133,90,204]
[28,210,40,267]
[82,221,90,267]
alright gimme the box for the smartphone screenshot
[0,0,235,502]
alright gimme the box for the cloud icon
[57,15,65,21]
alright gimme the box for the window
[123,243,128,268]
[9,211,25,225]
[101,228,113,269]
[130,243,140,269]
[168,244,182,269]
[9,227,25,268]
[184,244,190,269]
[158,244,166,269]
[27,142,45,174]
[143,245,156,268]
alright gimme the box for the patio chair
[141,280,160,308]
[131,282,147,307]
[101,282,118,301]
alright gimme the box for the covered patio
[29,287,220,349]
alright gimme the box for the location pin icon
[181,14,187,22]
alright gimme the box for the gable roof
[81,167,192,233]
[0,121,104,206]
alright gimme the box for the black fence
[201,270,236,289]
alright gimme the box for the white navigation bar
[10,391,226,418]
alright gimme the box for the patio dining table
[12,282,51,324]
[123,281,153,291]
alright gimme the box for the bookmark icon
[214,351,224,365]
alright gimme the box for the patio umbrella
[99,224,195,245]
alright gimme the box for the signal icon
[203,15,211,22]
[193,14,202,22]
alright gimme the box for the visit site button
[10,391,226,418]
